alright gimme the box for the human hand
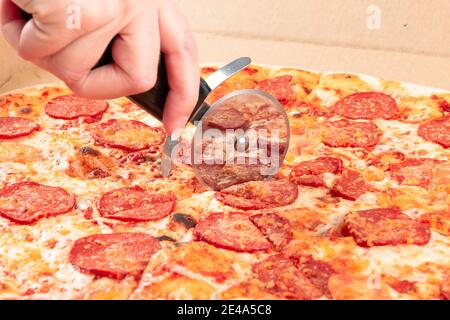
[1,0,200,134]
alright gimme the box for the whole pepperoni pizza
[0,65,449,300]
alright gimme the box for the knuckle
[24,0,56,19]
[179,31,198,57]
[130,73,157,93]
[60,70,87,88]
[66,83,84,97]
[166,26,197,57]
[65,80,91,99]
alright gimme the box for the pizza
[0,64,449,300]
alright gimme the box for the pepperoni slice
[252,254,322,300]
[418,115,450,148]
[215,180,298,210]
[433,95,450,113]
[388,159,441,189]
[297,256,335,297]
[195,159,276,191]
[250,213,293,250]
[98,186,176,222]
[242,66,260,75]
[331,170,368,200]
[205,107,249,130]
[440,100,450,113]
[255,75,294,105]
[388,280,416,294]
[93,119,165,152]
[343,208,431,247]
[332,92,399,120]
[323,119,382,148]
[289,156,343,187]
[193,212,272,253]
[69,233,160,279]
[0,182,75,224]
[0,117,39,139]
[45,95,109,120]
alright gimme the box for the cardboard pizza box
[0,0,449,93]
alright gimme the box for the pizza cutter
[93,49,291,190]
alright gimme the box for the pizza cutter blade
[191,90,290,190]
[159,57,254,179]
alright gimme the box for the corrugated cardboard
[1,0,449,93]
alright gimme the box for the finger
[50,2,160,99]
[159,0,199,135]
[8,0,125,61]
[7,0,80,60]
[1,0,24,50]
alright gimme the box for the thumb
[6,0,120,61]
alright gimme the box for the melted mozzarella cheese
[374,119,446,159]
[362,233,450,274]
[312,89,340,107]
